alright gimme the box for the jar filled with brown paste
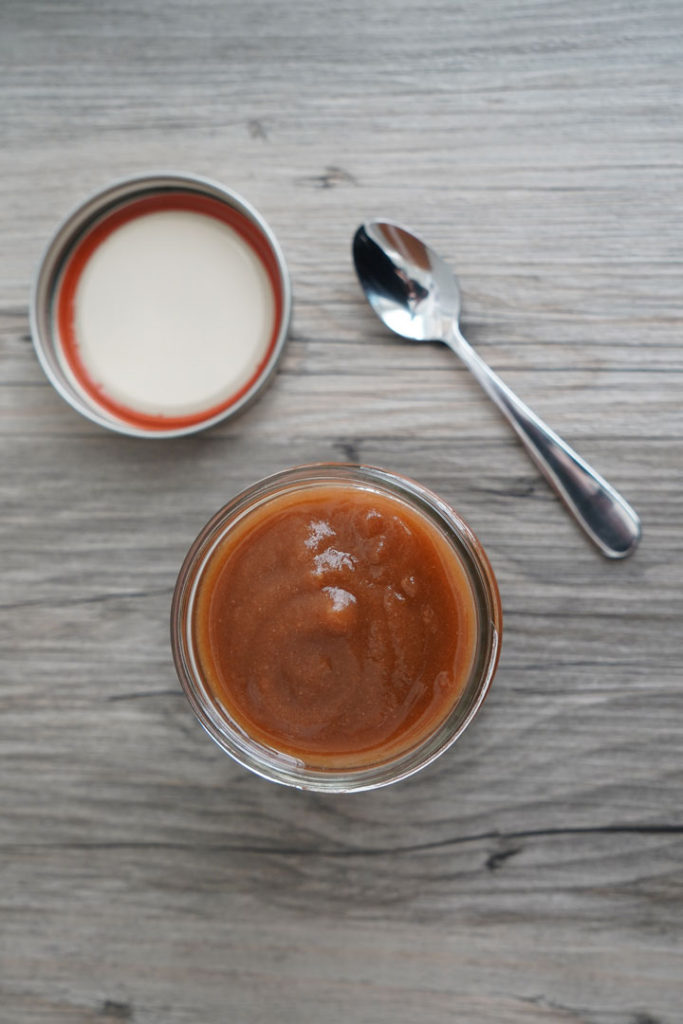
[171,464,501,791]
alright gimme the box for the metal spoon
[352,220,641,559]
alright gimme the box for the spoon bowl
[353,222,461,341]
[353,219,641,559]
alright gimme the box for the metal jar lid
[30,172,292,438]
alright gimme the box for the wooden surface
[1,1,682,1021]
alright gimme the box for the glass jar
[171,464,502,792]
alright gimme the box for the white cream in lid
[70,208,274,419]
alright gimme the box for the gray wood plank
[1,0,682,1021]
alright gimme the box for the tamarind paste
[193,483,478,768]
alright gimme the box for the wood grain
[1,1,682,1021]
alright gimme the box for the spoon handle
[446,327,641,558]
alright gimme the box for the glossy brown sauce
[193,484,478,768]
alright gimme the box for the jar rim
[170,463,502,791]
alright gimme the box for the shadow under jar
[171,464,502,791]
